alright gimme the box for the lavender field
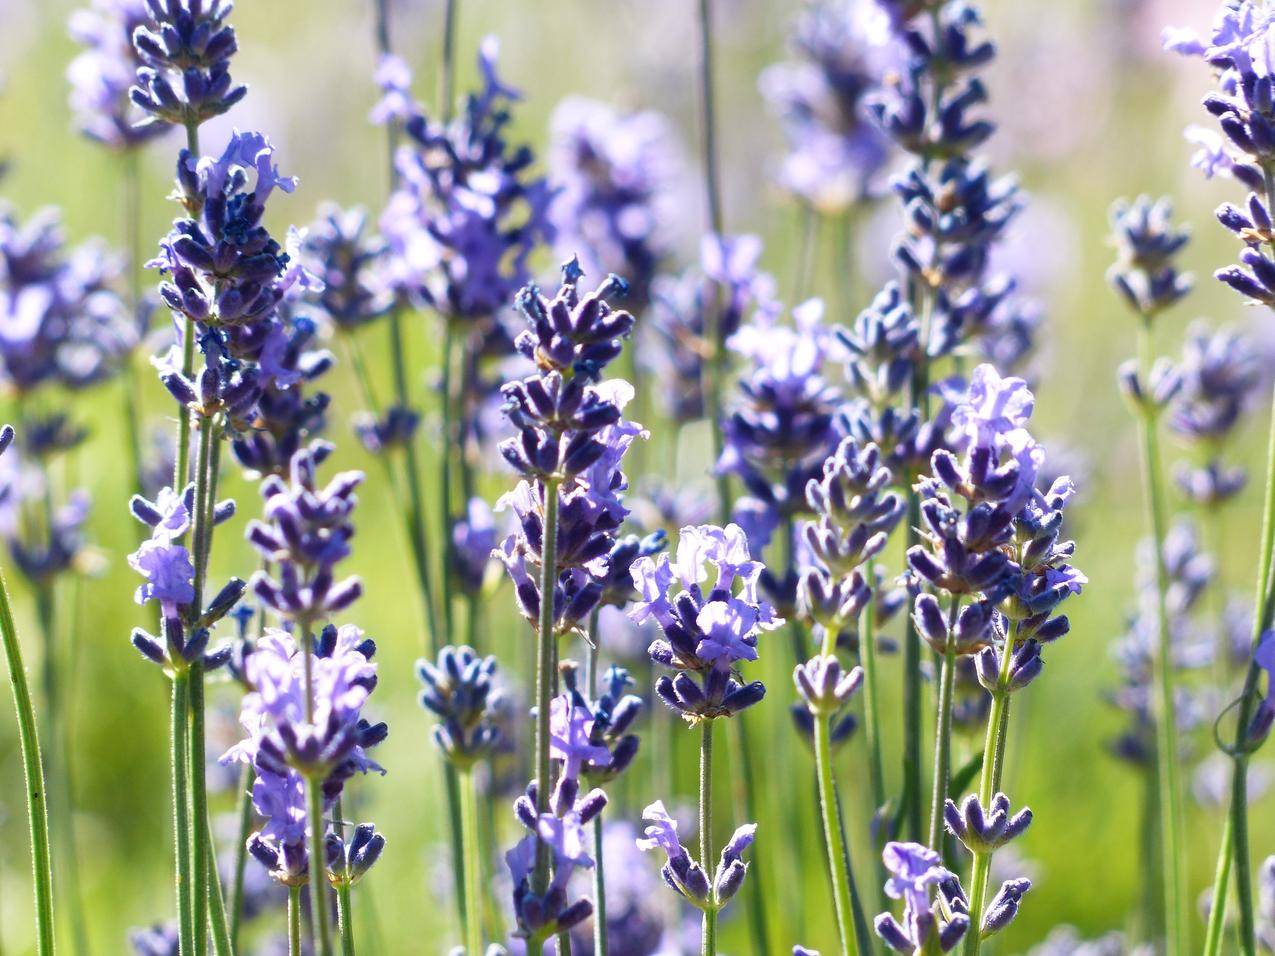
[0,0,1272,953]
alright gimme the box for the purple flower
[377,40,554,326]
[300,205,393,333]
[950,364,1034,453]
[548,97,685,310]
[68,0,169,150]
[130,0,246,129]
[882,841,951,912]
[416,644,502,768]
[549,693,611,781]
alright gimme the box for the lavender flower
[630,523,778,720]
[129,923,180,956]
[635,800,756,912]
[760,0,896,211]
[246,446,364,627]
[558,662,643,783]
[417,644,502,769]
[376,42,554,327]
[1169,322,1261,506]
[874,842,969,953]
[0,205,135,394]
[719,298,843,555]
[508,780,607,943]
[300,205,393,333]
[495,261,639,635]
[1107,196,1192,319]
[943,792,1032,854]
[548,97,683,311]
[130,0,246,130]
[68,0,167,149]
[325,823,387,889]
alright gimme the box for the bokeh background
[0,0,1272,952]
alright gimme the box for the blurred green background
[0,0,1272,952]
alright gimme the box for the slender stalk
[699,720,717,956]
[373,0,400,188]
[963,623,1018,956]
[289,884,303,956]
[814,615,873,955]
[34,583,88,955]
[532,480,562,891]
[859,561,886,821]
[1203,813,1234,956]
[172,669,196,955]
[439,320,458,641]
[727,716,771,951]
[928,600,961,850]
[307,772,335,956]
[337,880,356,956]
[901,497,924,842]
[0,564,54,955]
[439,0,459,123]
[459,769,484,956]
[174,119,201,490]
[207,814,233,956]
[230,762,256,948]
[189,662,210,954]
[1132,319,1187,956]
[586,611,608,956]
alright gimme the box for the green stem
[172,669,195,955]
[927,599,961,851]
[532,480,562,892]
[439,0,458,123]
[0,565,54,955]
[1133,319,1187,956]
[858,562,886,826]
[337,880,356,956]
[289,884,302,956]
[189,662,210,955]
[1208,379,1275,956]
[699,720,717,956]
[901,500,924,843]
[373,0,400,189]
[1203,812,1234,956]
[459,770,483,956]
[439,320,458,642]
[963,623,1018,956]
[307,772,335,956]
[813,708,872,956]
[174,119,201,491]
[728,713,771,951]
[230,762,256,949]
[206,814,232,956]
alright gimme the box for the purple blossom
[67,0,168,150]
[548,693,611,781]
[130,0,246,129]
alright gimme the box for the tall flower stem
[586,611,608,956]
[1206,394,1275,956]
[813,628,873,956]
[230,763,256,949]
[859,562,886,823]
[337,876,357,956]
[120,150,147,495]
[0,564,54,956]
[439,0,458,123]
[172,668,195,955]
[174,118,201,490]
[439,320,458,641]
[928,598,962,851]
[459,768,483,956]
[699,719,717,956]
[206,814,233,956]
[532,479,562,891]
[963,622,1019,956]
[306,773,335,956]
[33,583,87,955]
[288,884,303,956]
[901,495,924,842]
[1133,319,1187,956]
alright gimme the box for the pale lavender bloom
[548,693,611,781]
[882,842,951,913]
[67,0,167,149]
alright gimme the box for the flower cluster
[495,261,640,636]
[0,204,134,394]
[760,0,896,211]
[636,800,756,915]
[630,523,778,721]
[222,625,386,884]
[645,234,775,423]
[556,662,644,784]
[417,644,503,770]
[1107,196,1192,320]
[68,0,169,150]
[719,298,843,558]
[375,41,554,327]
[1169,322,1261,506]
[506,754,607,942]
[301,205,393,334]
[548,97,682,312]
[130,0,246,130]
[128,483,241,669]
[246,446,364,628]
